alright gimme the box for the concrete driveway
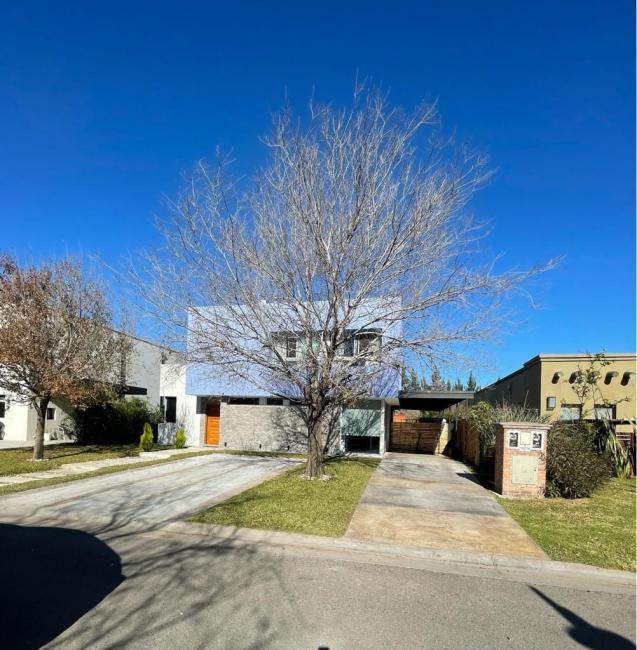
[346,452,546,559]
[0,453,299,530]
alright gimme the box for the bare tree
[0,256,126,460]
[133,90,555,477]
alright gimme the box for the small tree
[0,256,125,460]
[466,371,477,392]
[140,422,154,451]
[175,427,187,449]
[566,352,629,420]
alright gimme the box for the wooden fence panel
[389,422,442,453]
[454,418,480,467]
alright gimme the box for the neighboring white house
[0,333,170,443]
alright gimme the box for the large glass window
[559,404,581,421]
[594,405,615,420]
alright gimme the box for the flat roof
[524,353,635,366]
[478,352,636,393]
[397,390,474,411]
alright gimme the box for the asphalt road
[0,454,634,650]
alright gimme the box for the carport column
[495,422,550,498]
[435,419,448,454]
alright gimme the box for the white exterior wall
[157,362,200,446]
[126,337,164,406]
[0,395,73,442]
[0,396,34,441]
[0,333,168,443]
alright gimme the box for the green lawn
[190,456,379,536]
[0,444,142,476]
[497,478,636,571]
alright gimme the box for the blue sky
[1,1,634,384]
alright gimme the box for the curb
[156,520,636,593]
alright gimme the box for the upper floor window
[273,332,298,360]
[274,328,382,361]
[46,407,56,421]
[0,396,5,418]
[285,336,297,359]
[356,330,381,356]
[338,329,381,358]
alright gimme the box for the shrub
[175,427,187,449]
[546,422,611,498]
[139,422,154,452]
[68,398,162,445]
[467,402,496,458]
[594,418,633,479]
[466,401,552,459]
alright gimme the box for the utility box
[495,422,549,498]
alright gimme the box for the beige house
[476,353,636,432]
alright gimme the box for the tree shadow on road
[0,522,124,650]
[0,459,308,648]
[530,586,636,650]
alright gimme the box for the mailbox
[496,422,549,498]
[508,430,544,451]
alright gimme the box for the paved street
[0,454,634,650]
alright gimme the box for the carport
[388,390,474,454]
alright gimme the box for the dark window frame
[162,396,177,423]
[593,404,616,420]
[344,435,380,453]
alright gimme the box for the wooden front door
[205,403,220,445]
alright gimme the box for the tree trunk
[306,415,324,478]
[32,397,49,461]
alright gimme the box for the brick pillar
[495,422,550,498]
